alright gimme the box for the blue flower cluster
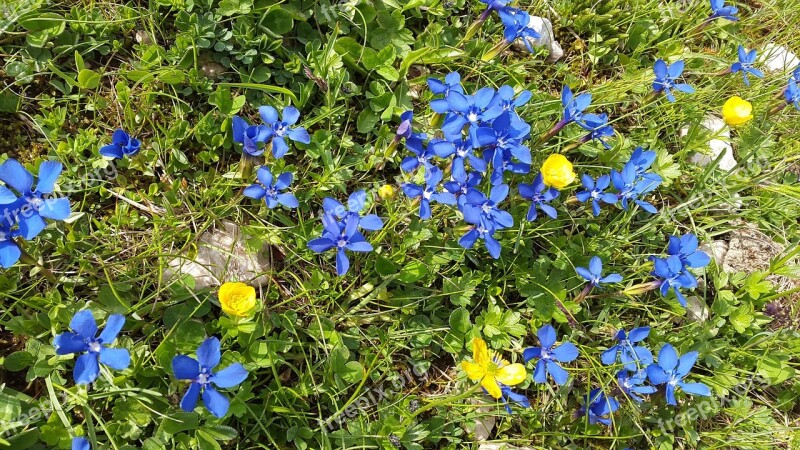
[576,147,663,216]
[307,191,384,276]
[556,86,616,148]
[100,129,141,159]
[0,159,71,268]
[232,106,310,158]
[476,0,540,53]
[651,233,711,307]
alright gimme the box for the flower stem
[18,245,57,283]
[536,120,567,146]
[481,40,510,62]
[768,102,788,116]
[573,284,593,303]
[619,280,662,296]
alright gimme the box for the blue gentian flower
[173,337,249,418]
[476,112,532,165]
[576,174,617,216]
[442,87,496,146]
[498,8,541,53]
[653,59,695,103]
[667,234,711,268]
[400,135,436,173]
[709,0,739,21]
[461,184,514,231]
[53,310,130,384]
[616,369,657,403]
[232,116,271,156]
[627,147,662,185]
[785,79,800,111]
[576,256,623,288]
[428,72,464,114]
[401,167,457,219]
[431,137,487,179]
[500,385,530,414]
[72,437,90,450]
[479,0,511,13]
[485,148,531,185]
[322,190,384,231]
[651,255,698,307]
[579,113,615,148]
[307,214,374,276]
[579,388,619,426]
[99,129,141,159]
[0,220,21,269]
[243,167,299,209]
[396,111,414,140]
[523,325,579,385]
[0,159,71,240]
[647,343,711,405]
[601,327,654,370]
[458,223,502,259]
[561,86,593,127]
[483,85,532,122]
[444,171,482,209]
[258,106,311,158]
[611,162,660,213]
[731,45,764,86]
[518,173,559,221]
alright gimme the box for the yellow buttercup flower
[540,154,576,189]
[218,282,257,317]
[722,96,753,126]
[378,184,396,199]
[461,337,526,399]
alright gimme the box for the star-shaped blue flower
[258,106,311,158]
[232,116,271,156]
[498,8,541,53]
[402,167,457,219]
[99,129,141,159]
[601,327,653,370]
[653,59,695,103]
[651,255,698,307]
[576,256,623,288]
[617,369,657,403]
[523,325,578,386]
[322,190,384,231]
[579,388,619,425]
[667,233,711,268]
[731,45,764,86]
[576,174,618,216]
[53,310,130,384]
[647,343,711,405]
[518,172,559,221]
[400,135,436,173]
[243,167,299,209]
[709,0,739,21]
[308,214,374,276]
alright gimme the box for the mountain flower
[72,437,90,450]
[53,310,130,384]
[400,135,436,173]
[561,86,593,128]
[431,137,487,179]
[617,369,657,403]
[786,78,800,111]
[232,116,271,157]
[523,325,579,385]
[444,171,483,205]
[459,223,502,259]
[99,129,141,159]
[722,96,753,126]
[500,385,531,414]
[709,0,739,21]
[173,337,249,418]
[483,85,532,122]
[579,388,619,426]
[307,214,374,276]
[0,159,71,241]
[731,45,763,86]
[653,59,695,103]
[401,167,457,220]
[601,327,653,370]
[442,87,496,146]
[647,343,711,405]
[428,72,464,113]
[667,234,711,268]
[498,8,540,53]
[461,184,514,231]
[395,110,414,140]
[243,167,299,209]
[576,256,623,288]
[518,172,559,221]
[576,174,617,216]
[540,154,576,189]
[378,185,396,199]
[611,162,660,213]
[218,282,258,317]
[651,255,698,307]
[258,106,311,158]
[462,337,526,399]
[322,190,384,231]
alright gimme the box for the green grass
[1,0,800,449]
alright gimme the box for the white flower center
[88,341,102,353]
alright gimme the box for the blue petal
[546,361,569,385]
[70,310,98,339]
[359,214,383,231]
[172,355,201,380]
[485,234,501,259]
[646,364,668,385]
[277,193,299,208]
[98,314,126,345]
[600,347,618,365]
[537,324,556,348]
[212,363,248,388]
[532,359,547,384]
[308,238,335,253]
[282,106,301,125]
[99,347,130,370]
[54,332,88,355]
[0,159,34,193]
[18,212,46,240]
[202,386,230,418]
[72,437,91,450]
[628,327,650,343]
[258,106,279,124]
[272,137,289,158]
[99,144,124,159]
[336,247,350,276]
[180,382,201,412]
[197,337,221,370]
[0,240,22,269]
[38,197,71,221]
[551,342,579,362]
[678,381,710,396]
[74,353,100,384]
[657,344,679,371]
[35,161,63,194]
[522,346,541,362]
[243,185,266,199]
[288,127,310,144]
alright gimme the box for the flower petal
[196,337,221,370]
[202,386,231,418]
[54,332,88,355]
[172,355,201,380]
[495,363,526,387]
[99,347,130,371]
[179,382,201,412]
[74,353,100,384]
[98,314,126,345]
[212,363,248,388]
[70,310,98,339]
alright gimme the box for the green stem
[18,245,57,283]
[400,383,481,429]
[481,40,510,62]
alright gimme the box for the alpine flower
[500,385,531,414]
[461,337,526,399]
[730,45,763,86]
[72,437,90,450]
[575,174,617,217]
[601,327,654,370]
[258,106,311,158]
[401,167,457,220]
[651,255,698,307]
[218,282,258,317]
[786,78,800,111]
[459,223,502,259]
[436,135,488,180]
[617,369,657,403]
[647,343,711,405]
[561,85,593,127]
[579,113,615,148]
[722,96,753,126]
[243,167,299,209]
[400,135,436,173]
[461,184,514,231]
[540,154,576,189]
[518,172,559,221]
[99,129,141,159]
[653,59,695,103]
[428,72,464,113]
[498,8,540,53]
[523,325,579,385]
[307,214,374,276]
[576,256,623,288]
[579,388,619,426]
[709,0,739,21]
[0,221,20,269]
[172,337,249,418]
[611,162,660,213]
[667,233,711,268]
[396,110,414,140]
[442,87,496,147]
[232,116,270,156]
[322,190,384,231]
[53,310,130,384]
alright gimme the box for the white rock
[478,444,535,450]
[163,221,271,289]
[512,15,564,62]
[761,43,800,73]
[699,240,729,266]
[681,115,737,171]
[685,296,710,322]
[470,398,496,441]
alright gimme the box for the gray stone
[685,296,710,322]
[699,240,729,266]
[470,397,496,441]
[761,43,800,73]
[512,16,564,62]
[163,221,271,289]
[681,115,737,171]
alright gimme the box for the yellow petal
[495,363,527,387]
[481,375,502,399]
[471,337,490,367]
[461,361,485,381]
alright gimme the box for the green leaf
[77,69,101,90]
[208,87,246,115]
[729,303,754,333]
[196,429,222,450]
[159,412,199,435]
[712,290,736,317]
[18,12,65,33]
[215,82,298,104]
[356,108,379,134]
[159,69,186,85]
[397,260,429,283]
[264,9,294,35]
[757,353,795,385]
[375,255,398,276]
[4,351,34,372]
[0,390,21,422]
[448,308,471,334]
